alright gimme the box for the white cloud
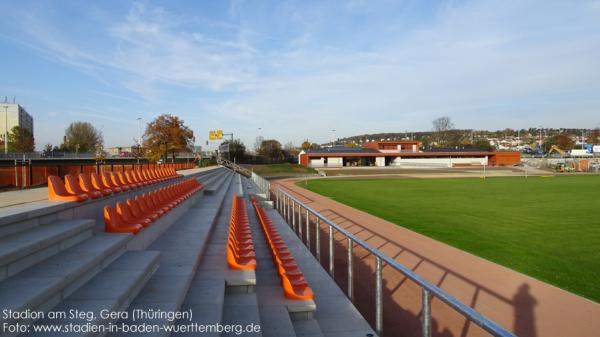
[3,0,600,148]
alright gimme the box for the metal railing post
[299,205,303,240]
[316,217,321,262]
[375,256,383,336]
[292,200,296,232]
[329,226,334,277]
[286,196,289,223]
[306,209,310,250]
[422,289,431,337]
[347,237,353,301]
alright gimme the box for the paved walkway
[274,178,600,337]
[0,166,218,208]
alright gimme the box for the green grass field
[299,176,600,302]
[249,163,317,176]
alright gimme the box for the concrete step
[0,219,95,282]
[0,233,131,334]
[221,293,263,337]
[21,250,160,337]
[106,172,235,337]
[291,319,325,337]
[172,174,236,336]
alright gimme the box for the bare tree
[254,136,264,153]
[432,116,454,146]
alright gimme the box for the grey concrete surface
[0,219,95,281]
[0,233,131,331]
[22,251,160,337]
[107,171,234,337]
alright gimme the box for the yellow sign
[209,129,224,140]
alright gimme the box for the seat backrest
[125,171,137,184]
[64,174,85,195]
[48,175,69,196]
[79,173,96,192]
[102,172,119,188]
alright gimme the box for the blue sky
[1,0,599,150]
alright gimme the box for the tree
[544,134,575,151]
[254,136,264,153]
[468,139,495,151]
[301,140,311,150]
[258,139,284,162]
[221,139,246,162]
[587,128,600,145]
[343,142,358,148]
[301,140,320,150]
[42,143,53,157]
[432,116,454,146]
[7,126,35,152]
[61,122,103,152]
[143,114,194,162]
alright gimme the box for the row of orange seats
[103,178,203,234]
[251,197,314,300]
[47,168,180,202]
[226,194,257,270]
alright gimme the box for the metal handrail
[274,186,516,337]
[251,172,270,200]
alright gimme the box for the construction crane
[547,145,567,156]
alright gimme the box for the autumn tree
[61,122,103,152]
[587,128,600,145]
[544,134,575,151]
[301,140,311,150]
[7,126,35,152]
[301,140,320,150]
[143,114,194,162]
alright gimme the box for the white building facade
[0,103,34,142]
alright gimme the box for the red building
[299,141,521,168]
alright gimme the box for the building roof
[422,148,487,153]
[304,147,380,154]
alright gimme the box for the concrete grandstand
[0,166,374,337]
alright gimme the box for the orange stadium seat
[101,172,123,193]
[125,171,142,188]
[80,173,112,196]
[47,175,89,202]
[226,194,257,270]
[252,197,314,300]
[116,201,152,227]
[103,205,143,234]
[103,178,204,234]
[64,174,102,199]
[108,172,130,192]
[116,172,136,190]
[91,172,116,194]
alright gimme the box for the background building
[299,141,521,168]
[0,102,34,143]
